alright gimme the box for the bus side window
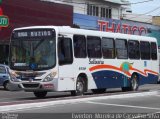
[73,35,87,58]
[87,36,102,58]
[102,37,115,59]
[115,39,128,59]
[151,42,157,60]
[128,40,140,59]
[140,41,150,60]
[58,37,73,65]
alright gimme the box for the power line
[127,0,154,5]
[122,5,160,20]
[143,5,160,15]
[145,10,160,23]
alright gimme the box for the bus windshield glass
[9,29,56,71]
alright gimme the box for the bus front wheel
[33,91,47,98]
[71,77,85,96]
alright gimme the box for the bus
[9,26,159,98]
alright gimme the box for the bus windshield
[9,29,56,71]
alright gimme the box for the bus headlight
[10,76,21,82]
[43,72,56,82]
[10,71,21,82]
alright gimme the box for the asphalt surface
[0,84,160,119]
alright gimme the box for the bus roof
[13,26,157,42]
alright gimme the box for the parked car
[0,64,11,90]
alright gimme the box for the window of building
[109,8,112,18]
[87,36,102,58]
[151,42,157,60]
[101,7,112,18]
[128,40,140,59]
[140,41,150,60]
[101,8,105,18]
[102,37,115,58]
[73,35,87,58]
[87,4,111,18]
[115,39,128,59]
[87,4,99,17]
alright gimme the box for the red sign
[98,20,147,36]
[0,7,2,14]
[0,5,9,29]
[0,7,2,30]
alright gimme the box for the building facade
[0,0,160,64]
[44,0,131,20]
[0,0,73,64]
[47,0,160,46]
[152,16,160,26]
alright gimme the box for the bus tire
[33,91,47,98]
[71,77,85,96]
[92,88,106,94]
[130,74,139,91]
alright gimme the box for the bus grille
[21,78,41,81]
[22,83,39,88]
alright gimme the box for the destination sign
[13,29,55,38]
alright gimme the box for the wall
[152,16,160,26]
[0,0,73,44]
[0,0,73,64]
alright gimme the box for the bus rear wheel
[130,74,139,91]
[33,91,47,98]
[71,77,85,96]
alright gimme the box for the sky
[129,0,160,16]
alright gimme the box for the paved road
[0,84,160,119]
[12,93,160,119]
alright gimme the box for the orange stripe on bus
[89,64,158,77]
[89,64,131,76]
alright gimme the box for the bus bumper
[16,81,57,92]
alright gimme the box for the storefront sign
[98,20,147,35]
[0,0,9,27]
[0,15,9,27]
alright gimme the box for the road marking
[0,91,158,112]
[154,95,160,97]
[86,101,160,110]
[6,102,81,113]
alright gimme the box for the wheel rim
[76,81,84,94]
[131,75,138,90]
[4,82,9,90]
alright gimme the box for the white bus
[9,26,159,98]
